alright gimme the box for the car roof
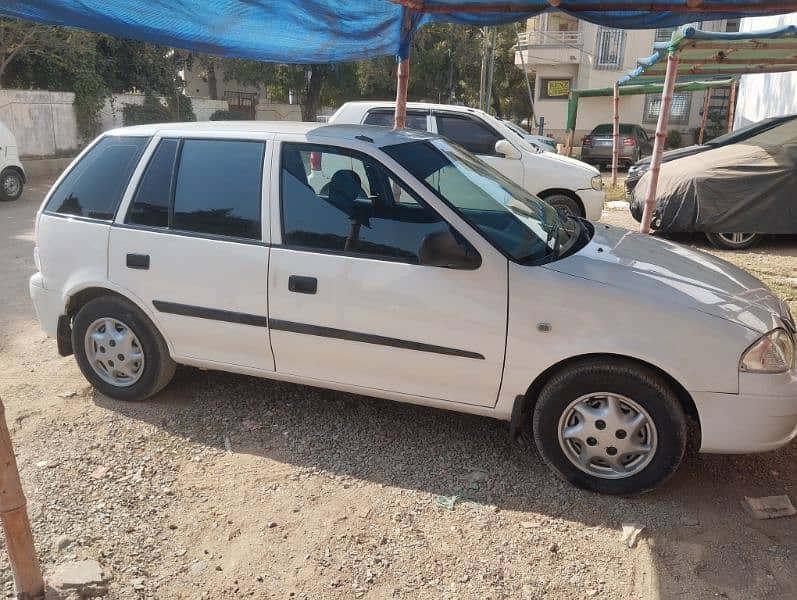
[339,100,491,117]
[103,121,436,148]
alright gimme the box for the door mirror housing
[495,139,521,160]
[419,229,481,270]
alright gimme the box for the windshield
[383,138,572,264]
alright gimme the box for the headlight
[739,329,795,373]
[628,165,647,178]
[591,175,603,191]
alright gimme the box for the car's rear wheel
[532,358,687,495]
[541,193,582,218]
[0,169,23,201]
[72,296,175,401]
[705,232,762,250]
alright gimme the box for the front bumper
[577,188,606,222]
[694,370,797,453]
[29,272,62,338]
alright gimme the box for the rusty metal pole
[0,397,44,599]
[640,51,680,234]
[698,88,711,144]
[611,81,620,187]
[727,79,738,133]
[393,10,413,130]
[393,58,410,129]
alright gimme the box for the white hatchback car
[329,101,604,220]
[0,119,25,201]
[30,122,797,495]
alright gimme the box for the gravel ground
[0,181,795,599]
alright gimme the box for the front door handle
[126,253,150,270]
[288,275,317,294]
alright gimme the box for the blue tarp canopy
[1,1,796,63]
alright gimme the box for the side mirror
[419,229,481,270]
[495,139,521,159]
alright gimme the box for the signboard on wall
[540,78,571,100]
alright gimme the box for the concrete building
[515,15,739,144]
[734,12,797,129]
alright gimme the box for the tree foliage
[0,15,532,130]
[217,22,531,122]
[1,17,192,139]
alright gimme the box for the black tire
[72,295,176,401]
[0,168,23,201]
[541,193,583,218]
[532,358,687,495]
[705,232,762,250]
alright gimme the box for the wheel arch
[536,188,585,217]
[517,352,700,441]
[64,285,174,355]
[2,164,26,183]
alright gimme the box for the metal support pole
[393,58,410,129]
[0,398,44,599]
[640,51,680,234]
[727,79,738,133]
[393,11,413,130]
[698,88,711,144]
[515,23,536,130]
[611,81,620,187]
[485,27,497,112]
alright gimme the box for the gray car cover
[631,119,797,233]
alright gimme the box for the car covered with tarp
[630,117,797,249]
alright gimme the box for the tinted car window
[172,139,264,240]
[436,114,501,155]
[46,136,149,220]
[364,110,428,131]
[127,138,179,228]
[281,143,457,263]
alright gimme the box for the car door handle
[288,275,317,294]
[126,253,150,270]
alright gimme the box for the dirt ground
[0,180,795,599]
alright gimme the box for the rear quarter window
[46,136,150,220]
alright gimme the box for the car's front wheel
[72,295,176,401]
[532,358,687,495]
[705,232,762,250]
[0,168,23,201]
[541,193,582,218]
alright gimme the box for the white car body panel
[28,120,797,457]
[0,119,24,180]
[330,101,604,220]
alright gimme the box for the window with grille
[655,28,676,43]
[644,92,692,125]
[595,28,626,70]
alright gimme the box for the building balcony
[515,30,583,67]
[516,30,583,48]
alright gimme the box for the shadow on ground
[95,367,797,599]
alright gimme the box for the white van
[0,120,25,201]
[329,101,604,220]
[30,122,797,495]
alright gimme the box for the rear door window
[172,139,265,240]
[364,110,428,131]
[435,113,501,156]
[127,138,179,228]
[46,136,149,220]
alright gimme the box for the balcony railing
[517,30,583,48]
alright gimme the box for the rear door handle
[126,253,150,270]
[288,275,317,294]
